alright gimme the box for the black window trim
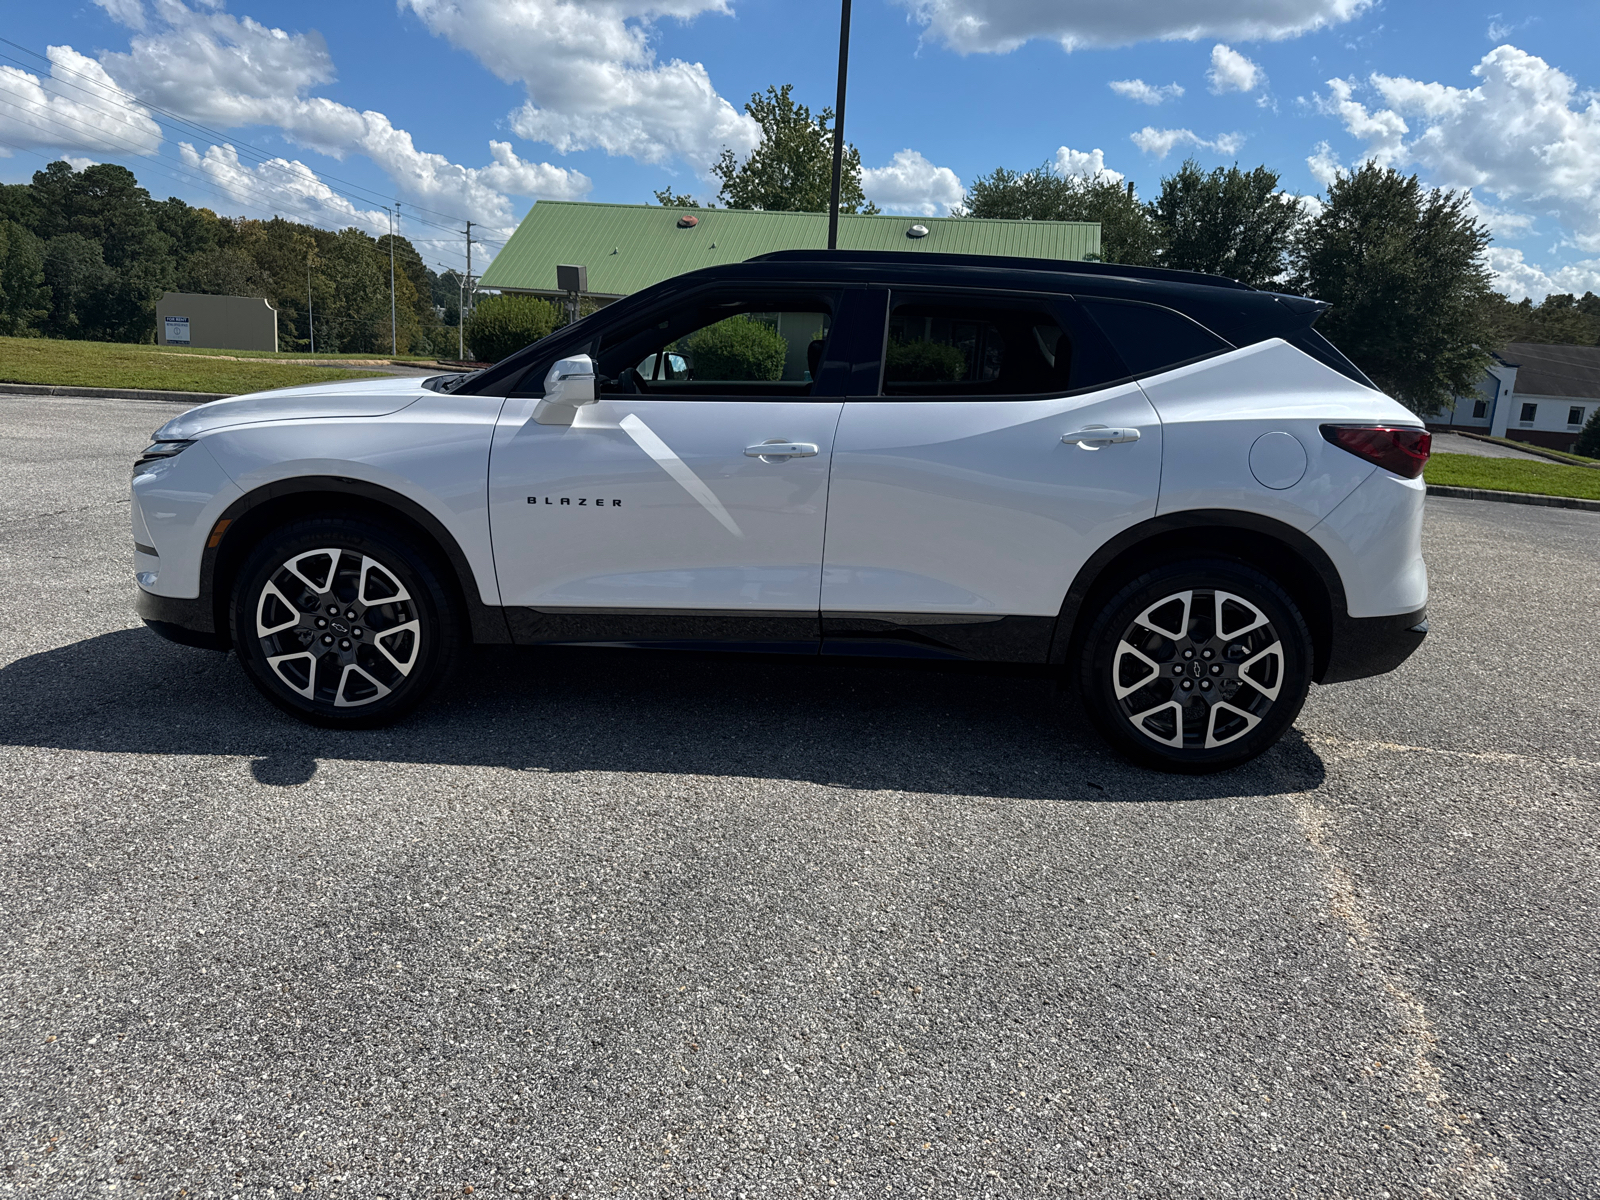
[509,281,849,403]
[861,284,1138,403]
[1073,295,1239,385]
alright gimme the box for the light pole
[384,204,398,356]
[306,256,314,354]
[826,0,853,251]
[441,268,466,360]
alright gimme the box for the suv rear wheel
[230,517,460,727]
[1078,559,1313,773]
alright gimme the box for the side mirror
[532,354,597,425]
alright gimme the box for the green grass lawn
[0,336,391,394]
[1425,452,1600,501]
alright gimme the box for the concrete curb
[1427,483,1600,512]
[0,381,229,404]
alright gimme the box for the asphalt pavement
[1,393,1595,1199]
[1429,433,1548,461]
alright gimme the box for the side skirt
[504,608,1056,664]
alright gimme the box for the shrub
[885,337,968,382]
[1578,407,1600,458]
[683,315,788,381]
[464,293,561,363]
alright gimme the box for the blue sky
[3,1,1598,299]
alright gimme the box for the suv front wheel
[230,517,460,727]
[1078,559,1313,773]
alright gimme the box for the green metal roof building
[477,202,1101,299]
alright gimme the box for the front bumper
[1319,606,1427,684]
[137,587,228,651]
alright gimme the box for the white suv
[131,250,1431,771]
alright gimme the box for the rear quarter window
[1078,298,1232,378]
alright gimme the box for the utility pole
[388,204,398,356]
[307,256,314,354]
[827,0,853,251]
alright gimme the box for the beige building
[155,293,278,352]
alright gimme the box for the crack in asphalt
[1307,733,1600,772]
[1295,791,1509,1199]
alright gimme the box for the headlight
[133,439,194,476]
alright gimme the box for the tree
[653,188,702,208]
[318,227,389,352]
[1292,164,1496,417]
[29,161,174,341]
[1577,406,1600,458]
[464,293,561,362]
[1480,290,1600,346]
[177,246,270,298]
[0,220,49,335]
[711,85,877,214]
[1151,160,1303,286]
[378,232,443,352]
[40,233,116,339]
[961,163,1160,265]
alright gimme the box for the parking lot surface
[1,393,1596,1199]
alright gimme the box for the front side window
[595,293,834,398]
[1520,402,1537,423]
[1569,406,1585,426]
[880,294,1123,397]
[1472,399,1489,419]
[1077,298,1232,379]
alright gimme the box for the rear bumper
[1319,606,1427,684]
[136,587,228,651]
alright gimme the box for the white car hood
[154,376,431,439]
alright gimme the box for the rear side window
[1078,298,1231,378]
[881,293,1125,397]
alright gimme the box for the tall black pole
[827,0,852,251]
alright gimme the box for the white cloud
[400,0,760,169]
[1207,44,1263,93]
[896,0,1371,54]
[94,0,148,30]
[1316,45,1600,251]
[1131,126,1245,159]
[1109,78,1183,105]
[861,148,965,216]
[179,140,392,234]
[0,45,163,157]
[63,155,99,171]
[90,3,588,227]
[1054,145,1124,183]
[1306,139,1343,186]
[1486,246,1600,302]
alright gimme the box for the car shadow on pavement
[0,628,1326,803]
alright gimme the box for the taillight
[1319,424,1432,479]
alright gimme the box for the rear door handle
[1062,426,1140,449]
[745,441,819,461]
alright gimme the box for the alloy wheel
[1110,588,1285,751]
[254,546,422,708]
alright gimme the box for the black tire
[1077,558,1313,773]
[229,516,461,727]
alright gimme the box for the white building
[1435,342,1600,451]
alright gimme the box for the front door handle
[745,441,819,462]
[1062,426,1141,450]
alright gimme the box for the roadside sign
[164,316,191,344]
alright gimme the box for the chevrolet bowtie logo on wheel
[527,497,623,506]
